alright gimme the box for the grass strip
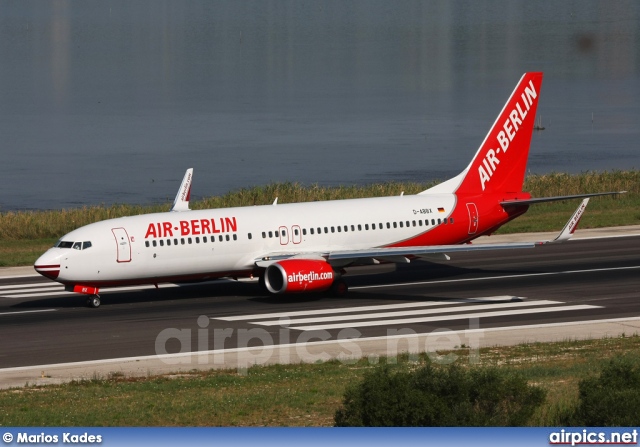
[1,335,639,426]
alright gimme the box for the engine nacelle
[263,259,335,294]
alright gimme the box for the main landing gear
[86,295,101,308]
[330,279,349,297]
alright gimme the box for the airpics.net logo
[154,316,485,374]
[549,429,638,446]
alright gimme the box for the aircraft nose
[34,250,61,280]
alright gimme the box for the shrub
[334,364,546,426]
[566,356,640,426]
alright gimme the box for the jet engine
[263,259,335,294]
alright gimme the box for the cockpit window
[54,240,92,250]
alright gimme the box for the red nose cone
[34,264,60,280]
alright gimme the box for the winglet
[170,168,193,212]
[553,198,590,242]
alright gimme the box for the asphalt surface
[0,229,639,387]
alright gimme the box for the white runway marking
[218,295,524,321]
[255,300,562,326]
[288,304,600,331]
[215,297,601,331]
[351,265,640,290]
[0,309,57,317]
[0,283,62,291]
[0,280,225,299]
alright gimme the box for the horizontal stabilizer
[501,191,626,207]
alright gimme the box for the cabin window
[393,222,397,228]
[379,223,383,229]
[248,233,252,240]
[399,221,403,228]
[233,234,237,241]
[145,241,149,248]
[268,231,273,238]
[406,221,410,227]
[188,238,192,244]
[418,220,423,227]
[437,219,441,224]
[337,226,341,233]
[344,225,348,232]
[303,229,307,236]
[195,237,200,243]
[358,224,362,231]
[443,218,447,225]
[152,240,157,247]
[219,235,223,242]
[431,219,435,225]
[167,239,171,246]
[351,225,355,231]
[412,221,416,227]
[82,241,92,250]
[225,235,230,241]
[331,227,335,233]
[324,227,328,233]
[294,228,299,236]
[181,238,185,245]
[450,218,454,224]
[174,239,178,245]
[387,222,391,229]
[310,228,314,235]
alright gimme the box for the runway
[1,232,639,387]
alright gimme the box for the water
[1,1,639,211]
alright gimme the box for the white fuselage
[36,193,461,287]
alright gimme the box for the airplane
[34,72,624,308]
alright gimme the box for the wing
[255,195,591,268]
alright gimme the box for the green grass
[1,171,638,267]
[0,239,57,268]
[2,335,640,426]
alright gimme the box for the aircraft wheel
[86,295,101,308]
[330,279,348,297]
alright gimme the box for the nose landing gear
[86,295,101,308]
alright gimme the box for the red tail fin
[431,73,544,196]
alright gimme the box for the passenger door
[466,203,479,235]
[112,227,132,263]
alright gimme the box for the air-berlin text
[479,79,537,191]
[144,217,237,239]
